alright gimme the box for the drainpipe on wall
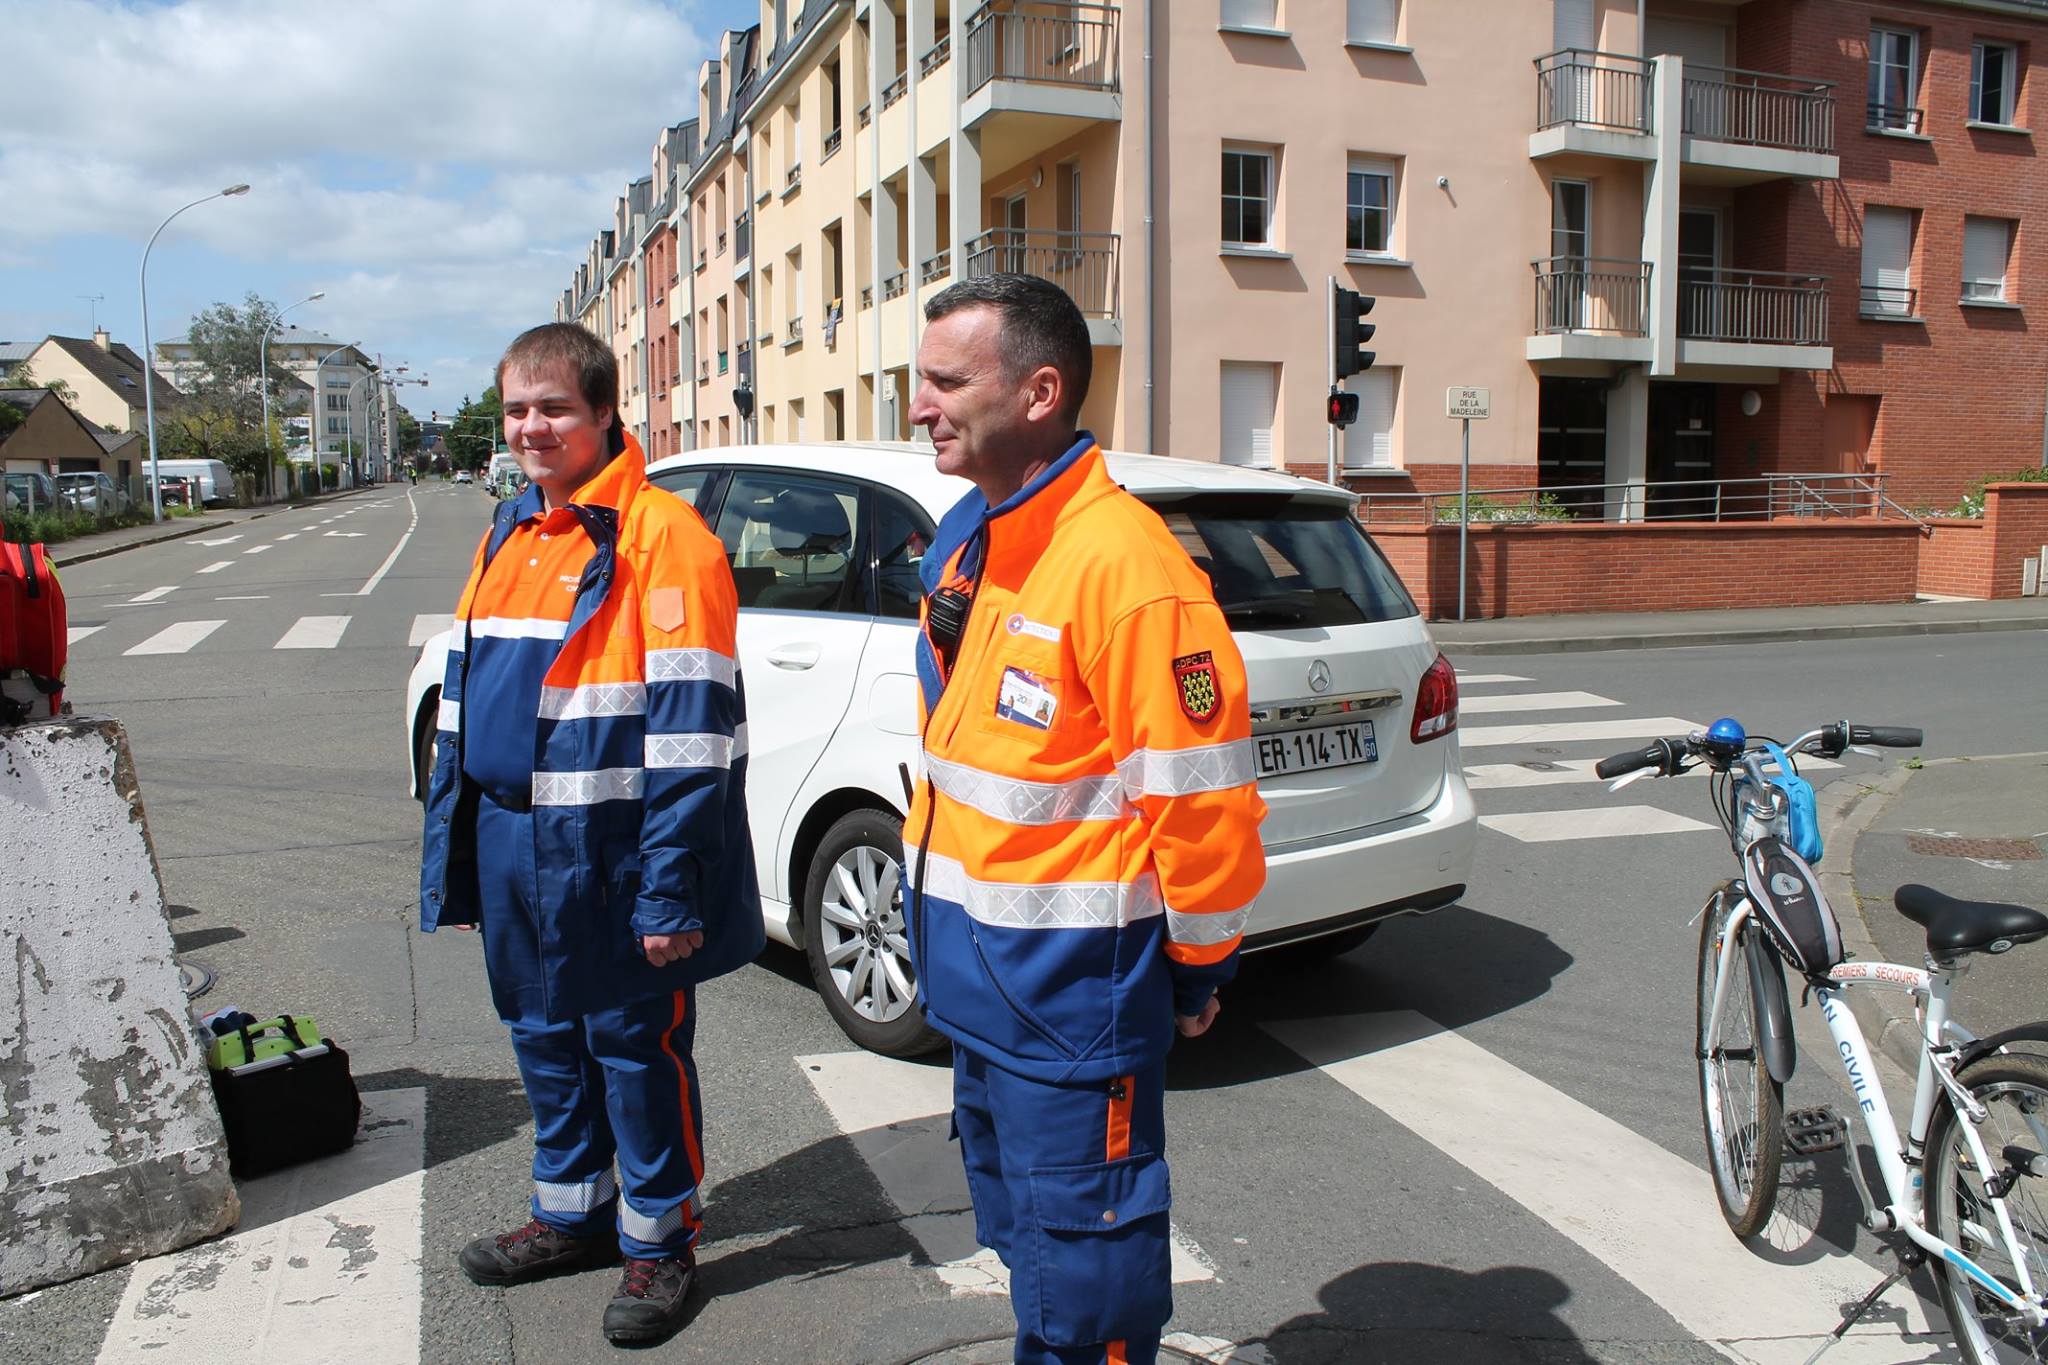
[1142,0,1157,455]
[870,4,886,440]
[743,135,758,445]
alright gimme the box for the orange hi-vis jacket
[908,436,1268,1083]
[418,434,762,1023]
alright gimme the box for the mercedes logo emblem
[1307,660,1331,693]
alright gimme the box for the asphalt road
[6,482,2045,1365]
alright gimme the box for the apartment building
[645,120,701,460]
[155,326,377,468]
[564,0,2045,518]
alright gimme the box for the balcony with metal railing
[881,269,908,302]
[1532,257,1651,339]
[1860,283,1920,320]
[881,72,908,110]
[1867,102,1924,134]
[822,127,842,162]
[962,3,1121,161]
[734,211,750,264]
[921,34,951,78]
[919,249,952,285]
[1678,269,1829,347]
[1533,49,1837,181]
[963,229,1120,340]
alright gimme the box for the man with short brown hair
[420,322,760,1346]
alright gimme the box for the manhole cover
[1905,835,2042,860]
[1519,760,1567,772]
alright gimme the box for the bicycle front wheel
[1696,886,1785,1237]
[1924,1052,2048,1364]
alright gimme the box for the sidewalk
[1433,595,2048,655]
[39,486,382,567]
[1820,753,2048,1076]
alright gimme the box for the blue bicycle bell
[1702,716,1746,764]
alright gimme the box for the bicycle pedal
[1785,1106,1848,1156]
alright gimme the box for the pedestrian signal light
[1333,286,1376,379]
[1327,390,1360,428]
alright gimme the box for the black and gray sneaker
[601,1254,697,1345]
[458,1218,617,1287]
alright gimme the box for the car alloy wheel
[801,808,945,1057]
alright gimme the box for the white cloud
[0,0,729,417]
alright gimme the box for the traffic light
[734,385,756,420]
[1334,285,1376,379]
[1327,389,1360,428]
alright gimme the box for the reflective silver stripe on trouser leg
[617,1191,705,1247]
[535,1167,618,1216]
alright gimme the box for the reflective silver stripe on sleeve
[468,615,570,641]
[437,698,461,731]
[1119,739,1257,798]
[534,1168,617,1215]
[537,681,646,720]
[644,732,736,770]
[1165,904,1252,947]
[646,647,736,688]
[920,853,1163,929]
[530,767,644,806]
[924,753,1127,825]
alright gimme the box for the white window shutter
[1221,0,1276,28]
[1345,369,1397,469]
[1963,217,2009,297]
[1348,0,1399,44]
[1220,362,1278,467]
[1554,0,1595,50]
[1861,207,1912,306]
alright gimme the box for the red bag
[1,540,67,722]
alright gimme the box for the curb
[48,488,376,567]
[1437,615,2048,656]
[1816,763,1924,1078]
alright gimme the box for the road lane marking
[347,487,418,596]
[94,1088,425,1365]
[324,531,367,538]
[1459,716,1700,749]
[215,595,268,601]
[191,536,243,547]
[67,625,104,644]
[798,1050,1215,1296]
[1478,805,1715,841]
[1458,690,1622,715]
[275,616,351,650]
[195,561,234,575]
[242,545,271,555]
[1452,672,1530,684]
[124,620,225,655]
[1265,1013,1943,1364]
[128,586,176,603]
[1464,755,1842,791]
[276,532,299,540]
[409,613,454,647]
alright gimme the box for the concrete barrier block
[1,717,239,1296]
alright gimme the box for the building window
[1868,27,1919,132]
[1342,368,1397,470]
[1346,158,1396,255]
[1219,361,1278,467]
[1222,146,1275,249]
[1860,205,1916,315]
[1347,0,1398,45]
[1963,216,2015,302]
[1971,42,2018,126]
[1220,0,1277,31]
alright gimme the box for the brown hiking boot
[458,1217,616,1287]
[601,1254,697,1345]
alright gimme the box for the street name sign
[1446,387,1491,420]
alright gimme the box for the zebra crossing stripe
[1459,716,1700,749]
[1464,755,1842,791]
[94,1088,425,1365]
[1457,690,1622,715]
[275,616,351,650]
[797,1050,1216,1294]
[124,620,225,656]
[195,561,234,575]
[1451,673,1531,685]
[1266,1013,1941,1363]
[1479,805,1715,841]
[67,625,104,644]
[128,586,176,603]
[409,614,454,647]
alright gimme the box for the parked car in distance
[56,471,131,517]
[404,443,1477,1056]
[3,470,61,516]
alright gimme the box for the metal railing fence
[962,228,1119,317]
[964,2,1120,96]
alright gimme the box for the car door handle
[766,643,821,670]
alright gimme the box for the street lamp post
[260,290,325,498]
[305,342,361,495]
[380,374,428,481]
[140,183,251,522]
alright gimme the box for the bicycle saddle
[1894,884,2048,957]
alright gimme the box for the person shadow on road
[1254,1261,1596,1364]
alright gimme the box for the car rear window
[1147,494,1417,629]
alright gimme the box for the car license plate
[1255,720,1377,778]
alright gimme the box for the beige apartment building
[566,0,2045,520]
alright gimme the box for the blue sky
[0,0,762,422]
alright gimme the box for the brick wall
[1366,519,1923,619]
[1738,0,2048,510]
[1924,482,2048,596]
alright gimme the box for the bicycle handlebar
[1594,737,1687,780]
[1594,720,1921,782]
[1850,724,1923,749]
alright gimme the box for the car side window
[712,470,863,615]
[871,489,935,620]
[648,466,715,511]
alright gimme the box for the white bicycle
[1597,719,2048,1364]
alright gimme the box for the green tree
[394,406,422,458]
[164,397,269,494]
[11,362,79,407]
[447,388,501,472]
[172,292,293,503]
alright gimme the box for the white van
[148,459,235,506]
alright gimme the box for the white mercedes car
[406,443,1476,1055]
